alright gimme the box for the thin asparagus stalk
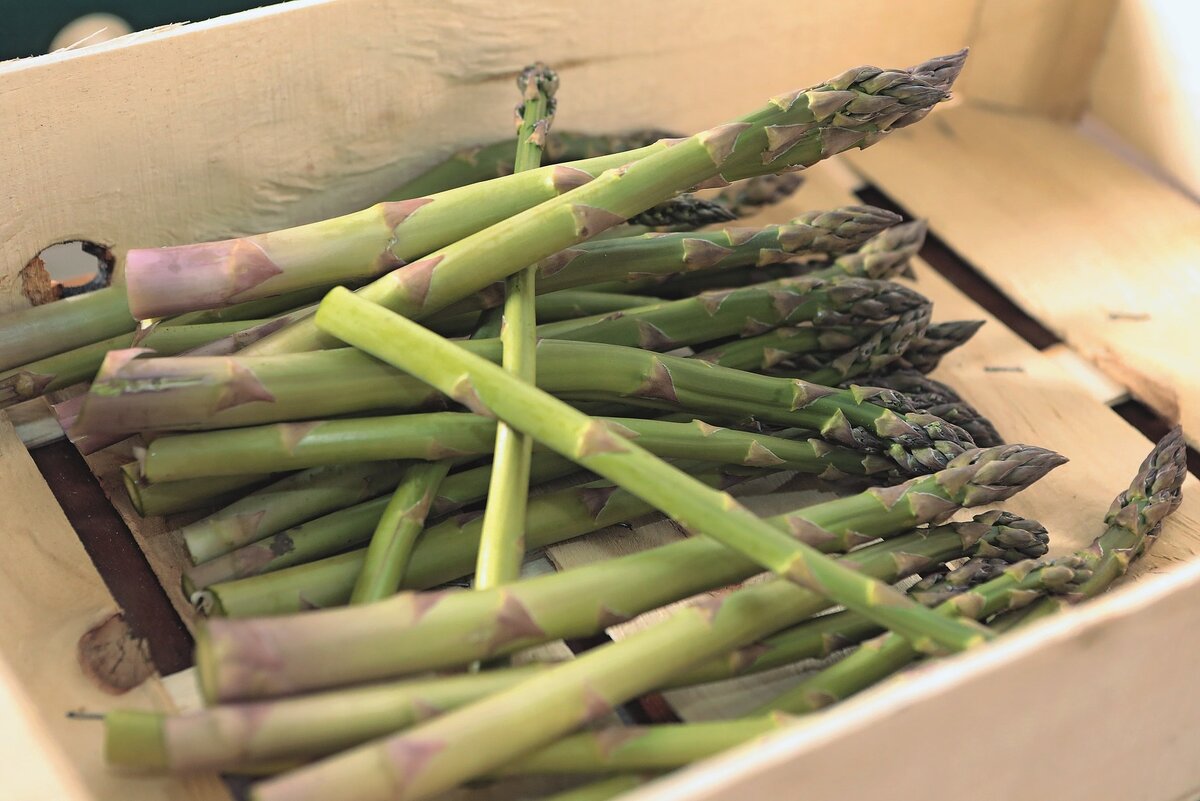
[197,493,1052,702]
[240,54,959,355]
[202,441,1061,619]
[167,285,333,326]
[349,460,454,605]
[386,129,676,200]
[316,287,990,654]
[474,63,560,592]
[991,427,1187,629]
[897,319,985,373]
[245,501,1007,800]
[432,206,901,318]
[625,194,737,229]
[0,286,135,373]
[182,462,409,565]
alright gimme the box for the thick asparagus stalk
[474,63,560,592]
[104,665,548,771]
[245,507,1004,801]
[202,441,1061,619]
[0,317,292,408]
[121,464,277,517]
[386,129,675,200]
[239,54,959,354]
[433,206,901,318]
[316,287,990,654]
[0,287,135,373]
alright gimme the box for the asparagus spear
[244,508,1012,801]
[896,319,985,373]
[762,431,1186,715]
[715,172,805,216]
[433,206,901,318]
[121,465,278,517]
[993,427,1187,629]
[418,289,654,338]
[385,129,675,200]
[182,463,409,564]
[849,368,1002,447]
[238,53,960,354]
[139,410,901,483]
[201,441,1062,619]
[197,493,1053,702]
[77,338,974,480]
[185,468,710,596]
[536,776,655,801]
[0,286,135,373]
[473,63,560,592]
[625,194,736,229]
[316,287,990,654]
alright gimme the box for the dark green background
[0,1,282,60]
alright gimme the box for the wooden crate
[2,1,1198,799]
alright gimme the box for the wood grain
[0,414,228,800]
[845,104,1200,449]
[0,0,977,311]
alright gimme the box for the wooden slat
[0,414,228,801]
[0,0,979,312]
[845,104,1200,448]
[625,558,1200,801]
[958,0,1118,119]
[1087,0,1200,199]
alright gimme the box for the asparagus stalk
[762,432,1186,716]
[385,129,676,200]
[431,290,653,337]
[104,665,549,771]
[77,338,974,480]
[717,172,804,214]
[0,318,291,408]
[244,506,1006,801]
[201,441,1061,619]
[239,53,959,355]
[625,194,736,229]
[536,776,655,801]
[433,206,901,318]
[0,286,135,373]
[197,487,1053,702]
[675,513,1049,685]
[317,287,990,654]
[121,464,278,517]
[182,462,409,565]
[349,460,455,605]
[849,368,1002,447]
[992,427,1187,629]
[473,63,560,592]
[896,319,985,373]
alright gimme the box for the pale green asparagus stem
[476,63,559,592]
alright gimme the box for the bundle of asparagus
[7,48,1179,801]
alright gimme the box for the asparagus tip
[911,48,970,92]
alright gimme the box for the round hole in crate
[49,13,133,53]
[21,240,116,305]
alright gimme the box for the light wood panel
[0,414,229,800]
[1087,0,1200,199]
[0,0,975,312]
[845,104,1200,448]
